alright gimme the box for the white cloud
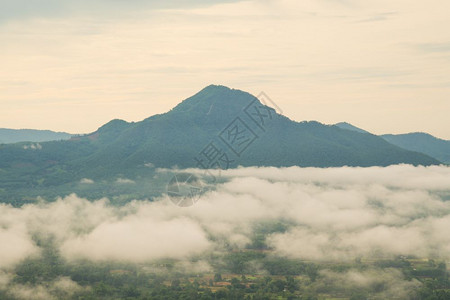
[0,205,39,268]
[80,178,94,184]
[61,217,210,261]
[0,165,450,270]
[318,268,421,299]
[5,277,87,300]
[22,143,42,150]
[116,178,135,184]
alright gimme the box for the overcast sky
[1,0,449,138]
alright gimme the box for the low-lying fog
[1,165,449,299]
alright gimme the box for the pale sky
[1,0,449,138]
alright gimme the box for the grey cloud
[0,0,245,23]
[0,0,64,22]
[355,11,398,23]
[416,42,450,53]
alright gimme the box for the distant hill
[0,85,440,204]
[334,122,449,164]
[382,133,450,164]
[0,128,72,144]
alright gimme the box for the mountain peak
[199,84,232,93]
[170,85,260,118]
[191,84,247,101]
[96,119,130,137]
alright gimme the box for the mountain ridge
[0,128,72,144]
[334,122,370,134]
[334,122,450,164]
[0,85,441,204]
[382,132,450,164]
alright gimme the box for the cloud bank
[1,164,449,297]
[1,165,450,268]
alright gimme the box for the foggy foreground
[1,165,450,299]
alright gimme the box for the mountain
[334,122,369,134]
[382,133,450,164]
[0,85,441,204]
[73,85,439,170]
[334,122,449,164]
[0,128,72,144]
